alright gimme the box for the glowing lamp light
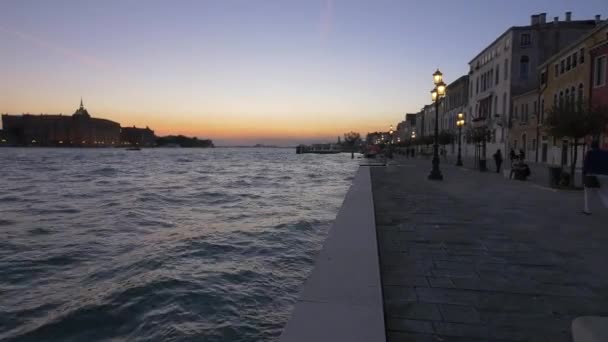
[59,140,63,144]
[32,139,36,143]
[431,89,438,102]
[436,81,446,97]
[433,69,443,85]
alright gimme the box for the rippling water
[0,148,358,341]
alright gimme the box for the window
[503,92,507,116]
[566,56,571,71]
[495,95,498,115]
[570,86,575,105]
[489,69,493,87]
[594,55,607,87]
[470,81,473,98]
[504,58,509,80]
[559,91,564,107]
[514,104,519,119]
[540,71,546,85]
[578,84,584,103]
[554,94,558,107]
[560,60,565,73]
[580,48,585,64]
[555,64,559,77]
[505,38,511,50]
[573,52,578,67]
[476,77,479,93]
[521,33,531,46]
[496,65,500,85]
[565,89,570,107]
[520,56,530,79]
[540,99,545,123]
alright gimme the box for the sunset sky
[1,0,605,145]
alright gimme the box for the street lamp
[389,125,394,144]
[428,69,445,180]
[456,112,465,166]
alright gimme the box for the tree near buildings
[544,101,608,187]
[343,131,361,159]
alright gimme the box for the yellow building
[534,20,608,165]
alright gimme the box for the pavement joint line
[531,184,558,192]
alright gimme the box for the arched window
[578,83,584,104]
[565,89,570,107]
[520,56,530,79]
[559,91,564,108]
[495,95,499,115]
[554,94,558,107]
[503,92,507,115]
[570,86,575,107]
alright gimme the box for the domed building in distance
[1,99,148,147]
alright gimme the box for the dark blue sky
[1,0,605,144]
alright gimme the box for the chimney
[565,11,572,22]
[554,16,559,25]
[531,14,539,25]
[596,15,601,24]
[539,13,547,24]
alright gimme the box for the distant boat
[126,146,141,151]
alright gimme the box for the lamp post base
[428,171,443,180]
[428,157,443,180]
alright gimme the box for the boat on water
[126,146,141,151]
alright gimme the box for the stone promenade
[372,157,608,341]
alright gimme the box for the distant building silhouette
[1,99,121,146]
[121,126,156,147]
[1,99,158,147]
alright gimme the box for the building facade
[1,100,121,147]
[510,89,539,162]
[537,19,608,164]
[439,75,469,156]
[468,12,600,161]
[589,25,608,148]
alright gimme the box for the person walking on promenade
[519,149,525,162]
[493,149,503,174]
[583,141,608,215]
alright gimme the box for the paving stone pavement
[372,157,608,342]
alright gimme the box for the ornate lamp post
[456,112,465,166]
[428,69,446,180]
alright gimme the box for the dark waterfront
[0,148,358,341]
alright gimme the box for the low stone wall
[279,166,386,342]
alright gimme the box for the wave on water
[0,148,358,341]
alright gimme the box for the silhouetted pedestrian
[493,149,503,174]
[509,149,516,162]
[519,149,525,161]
